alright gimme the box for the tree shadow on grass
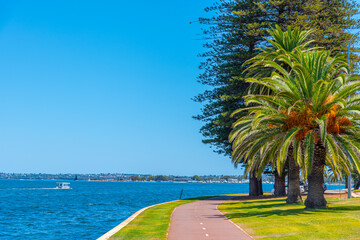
[224,199,290,208]
[223,201,360,219]
[327,205,360,211]
[225,208,312,219]
[224,202,301,211]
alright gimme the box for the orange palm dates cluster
[267,105,351,140]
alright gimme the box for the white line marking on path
[202,228,206,230]
[200,222,203,225]
[205,234,209,237]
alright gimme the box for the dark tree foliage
[194,0,360,156]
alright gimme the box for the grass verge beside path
[219,197,360,239]
[109,195,217,240]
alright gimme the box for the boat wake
[11,188,60,190]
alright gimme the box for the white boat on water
[56,182,71,189]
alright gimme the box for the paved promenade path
[167,196,254,240]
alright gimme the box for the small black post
[179,188,183,200]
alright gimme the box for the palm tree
[242,25,315,202]
[230,49,360,208]
[245,25,315,82]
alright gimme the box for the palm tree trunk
[354,175,360,190]
[258,177,263,195]
[345,175,348,189]
[287,147,302,203]
[287,159,302,203]
[249,170,263,196]
[274,171,286,197]
[304,143,327,209]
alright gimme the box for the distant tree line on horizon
[0,172,349,185]
[0,172,249,182]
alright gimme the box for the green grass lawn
[219,197,360,239]
[109,195,216,240]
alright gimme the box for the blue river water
[0,179,344,240]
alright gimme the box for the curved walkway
[167,196,254,240]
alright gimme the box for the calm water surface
[0,179,343,240]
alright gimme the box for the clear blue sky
[0,0,244,175]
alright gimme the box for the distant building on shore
[173,177,191,182]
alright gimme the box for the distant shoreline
[0,172,253,183]
[0,178,259,184]
[0,178,346,186]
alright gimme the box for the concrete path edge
[97,200,175,240]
